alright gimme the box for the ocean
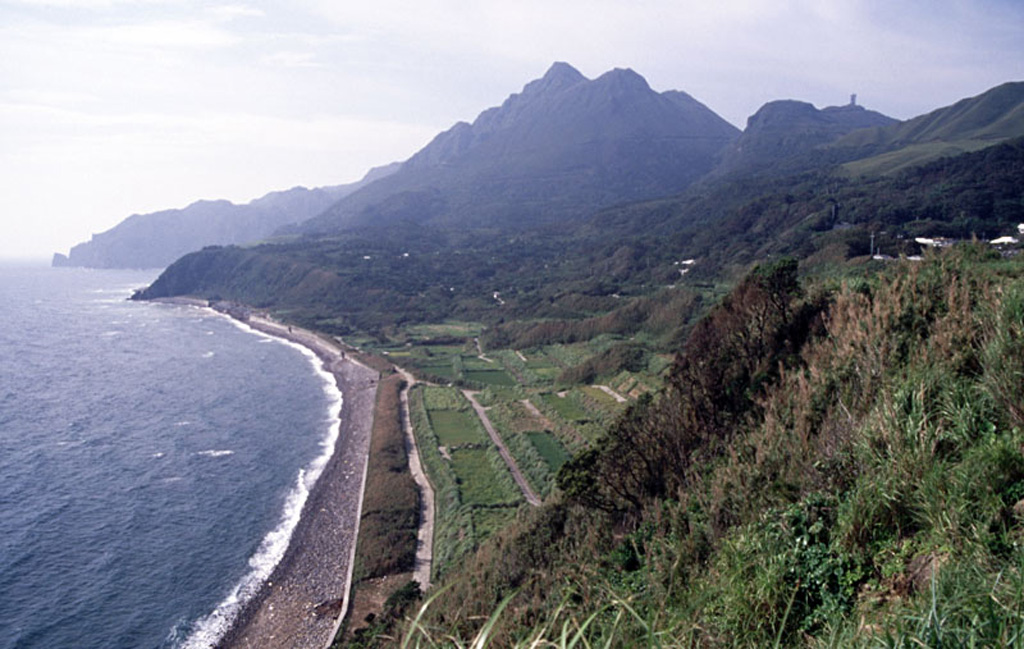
[0,264,342,648]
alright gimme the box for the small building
[914,237,954,248]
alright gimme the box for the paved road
[395,367,435,590]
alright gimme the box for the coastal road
[395,367,435,590]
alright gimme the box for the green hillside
[393,245,1024,647]
[836,82,1024,176]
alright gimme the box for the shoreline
[157,300,380,648]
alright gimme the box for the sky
[1,0,1022,260]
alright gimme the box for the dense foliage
[396,246,1024,647]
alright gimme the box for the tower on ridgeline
[850,93,857,106]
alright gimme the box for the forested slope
[396,246,1024,647]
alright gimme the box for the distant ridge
[52,163,400,269]
[134,73,1024,340]
[834,81,1024,174]
[296,62,740,234]
[713,98,897,176]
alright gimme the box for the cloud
[83,19,240,49]
[205,4,265,21]
[6,0,134,7]
[5,88,100,107]
[262,50,320,69]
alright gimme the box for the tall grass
[397,248,1024,647]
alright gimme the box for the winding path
[594,384,628,403]
[462,390,542,507]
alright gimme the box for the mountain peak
[544,61,585,83]
[594,67,651,93]
[302,63,739,234]
[521,61,587,97]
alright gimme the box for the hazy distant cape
[52,164,399,269]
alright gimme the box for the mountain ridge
[834,81,1024,175]
[712,98,898,177]
[52,163,400,269]
[296,62,740,234]
[61,67,1024,270]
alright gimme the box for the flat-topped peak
[594,67,651,93]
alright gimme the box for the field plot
[450,448,522,506]
[581,385,622,407]
[410,361,457,381]
[540,391,590,422]
[481,400,560,497]
[411,384,525,577]
[526,431,571,473]
[463,369,517,386]
[405,321,483,339]
[493,349,560,386]
[523,352,562,380]
[429,409,485,446]
[418,345,468,357]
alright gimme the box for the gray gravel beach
[214,316,379,649]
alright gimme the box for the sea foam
[181,315,343,648]
[195,450,234,458]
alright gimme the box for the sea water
[0,264,341,648]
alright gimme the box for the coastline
[158,300,380,648]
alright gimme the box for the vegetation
[388,246,1024,647]
[351,373,419,580]
[338,373,420,646]
[130,98,1024,645]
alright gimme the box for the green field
[461,355,496,369]
[523,354,556,369]
[463,369,517,386]
[450,448,521,506]
[581,385,621,408]
[419,345,467,356]
[526,431,571,472]
[540,392,590,422]
[429,409,484,446]
[422,385,468,410]
[411,361,456,380]
[406,321,483,338]
[530,367,562,380]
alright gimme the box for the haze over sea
[0,264,341,648]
